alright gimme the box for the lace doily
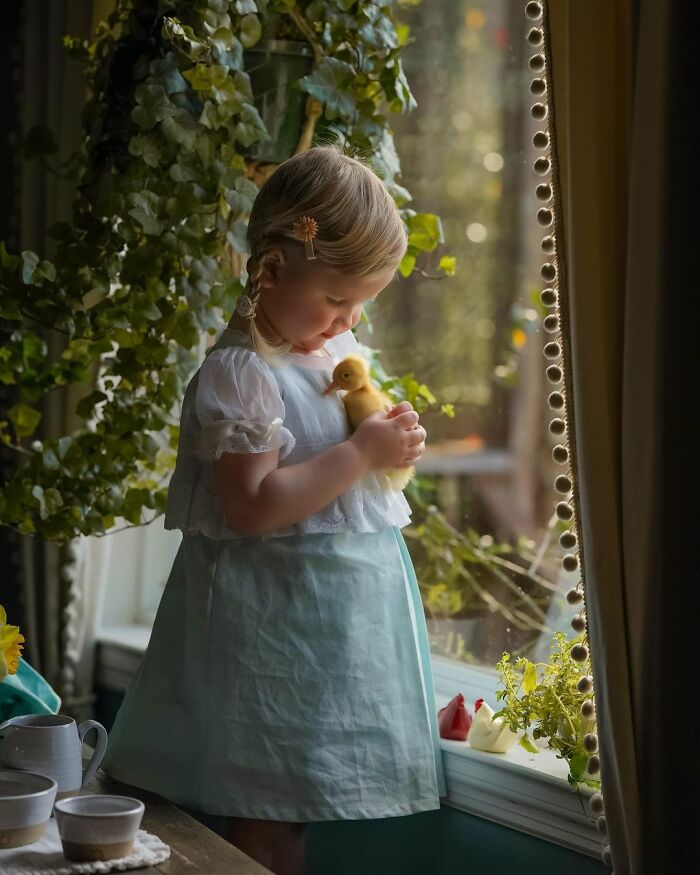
[0,819,170,874]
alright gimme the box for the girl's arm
[212,402,426,536]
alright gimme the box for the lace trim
[165,479,412,540]
[198,418,296,461]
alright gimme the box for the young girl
[101,145,447,875]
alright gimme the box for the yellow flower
[0,605,25,680]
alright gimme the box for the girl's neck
[226,313,329,357]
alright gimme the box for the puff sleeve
[194,347,295,461]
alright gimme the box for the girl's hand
[386,400,414,419]
[350,406,427,471]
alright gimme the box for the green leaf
[406,213,443,252]
[418,384,436,404]
[149,53,188,94]
[232,104,269,147]
[75,390,108,419]
[239,14,262,48]
[128,133,162,167]
[184,64,228,93]
[8,404,42,438]
[161,111,198,150]
[0,240,19,270]
[569,750,588,783]
[18,519,36,536]
[43,448,59,470]
[519,733,539,754]
[226,218,249,253]
[22,333,47,362]
[32,484,49,520]
[439,255,456,276]
[211,27,234,53]
[522,660,538,694]
[379,59,416,112]
[224,175,258,213]
[122,488,146,525]
[369,130,412,204]
[231,70,254,103]
[55,436,72,461]
[398,252,415,277]
[128,192,165,236]
[298,58,357,117]
[131,84,172,130]
[162,18,209,61]
[170,310,199,348]
[21,251,39,284]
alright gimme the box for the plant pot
[243,40,314,164]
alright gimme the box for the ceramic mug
[0,715,108,798]
[54,795,144,862]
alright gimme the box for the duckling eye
[342,371,350,378]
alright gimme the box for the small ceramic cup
[54,795,145,862]
[0,768,58,849]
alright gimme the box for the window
[96,0,600,857]
[359,0,578,677]
[98,515,180,629]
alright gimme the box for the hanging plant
[0,0,454,542]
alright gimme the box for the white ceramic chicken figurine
[467,698,518,754]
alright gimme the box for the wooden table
[82,768,273,875]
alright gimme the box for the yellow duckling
[323,354,415,491]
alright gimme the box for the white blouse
[164,327,412,539]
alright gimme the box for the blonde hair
[243,144,408,363]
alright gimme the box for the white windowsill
[96,627,603,860]
[430,655,603,859]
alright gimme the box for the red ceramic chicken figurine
[437,693,473,741]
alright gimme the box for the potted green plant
[494,631,601,789]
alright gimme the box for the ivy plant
[0,0,454,542]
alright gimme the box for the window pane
[356,0,577,671]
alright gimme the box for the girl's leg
[226,817,306,875]
[270,822,306,875]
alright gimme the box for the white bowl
[54,795,145,862]
[0,768,58,849]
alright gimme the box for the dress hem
[101,768,442,822]
[184,796,444,822]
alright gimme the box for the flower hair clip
[292,216,318,260]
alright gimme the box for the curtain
[546,1,699,872]
[17,0,95,704]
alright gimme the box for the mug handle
[78,719,109,788]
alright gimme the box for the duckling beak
[323,379,340,395]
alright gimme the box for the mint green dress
[101,328,447,821]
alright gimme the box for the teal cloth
[102,526,447,821]
[0,658,61,721]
